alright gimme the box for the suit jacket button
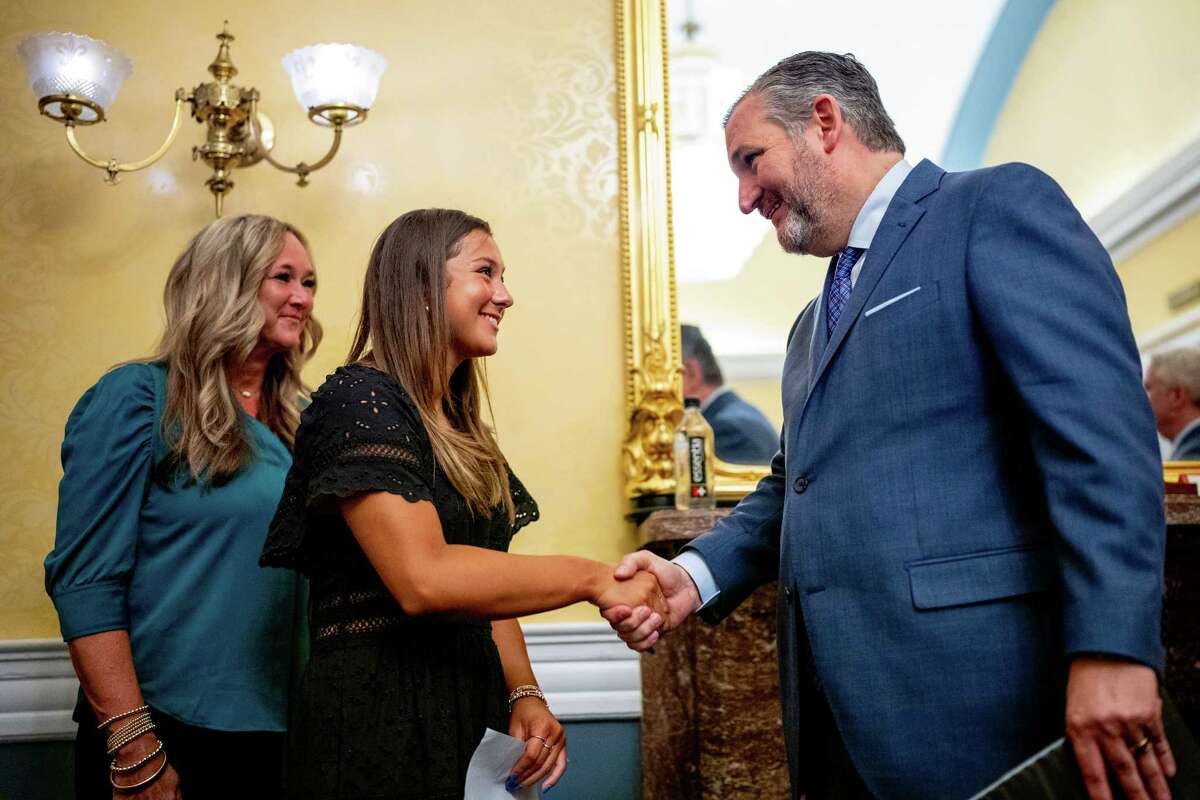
[793,475,810,494]
[783,586,794,603]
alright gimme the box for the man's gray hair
[1149,347,1200,405]
[726,52,905,155]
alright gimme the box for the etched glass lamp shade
[18,32,132,123]
[281,43,386,127]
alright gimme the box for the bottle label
[688,436,708,497]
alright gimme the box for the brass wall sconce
[18,23,386,216]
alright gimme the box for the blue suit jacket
[1170,424,1200,460]
[704,389,780,464]
[685,160,1166,799]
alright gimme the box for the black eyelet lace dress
[260,364,539,799]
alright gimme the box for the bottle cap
[684,396,700,408]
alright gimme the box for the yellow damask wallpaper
[0,0,628,638]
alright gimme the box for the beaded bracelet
[97,705,149,730]
[106,713,153,749]
[111,739,164,773]
[107,725,155,756]
[507,684,548,711]
[107,717,153,747]
[107,711,152,740]
[107,716,156,756]
[109,750,168,793]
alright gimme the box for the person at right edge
[1144,347,1200,461]
[604,51,1175,800]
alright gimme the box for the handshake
[592,551,704,652]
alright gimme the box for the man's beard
[776,196,817,255]
[775,147,834,255]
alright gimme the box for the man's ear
[682,358,708,394]
[809,94,844,155]
[1168,384,1191,411]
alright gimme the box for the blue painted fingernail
[543,786,554,794]
[505,774,521,792]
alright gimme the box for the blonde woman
[46,214,322,798]
[260,208,666,799]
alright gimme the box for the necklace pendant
[240,390,253,398]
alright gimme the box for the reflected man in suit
[1145,347,1200,460]
[605,52,1174,800]
[682,323,780,464]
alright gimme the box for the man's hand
[600,550,702,651]
[593,569,670,625]
[1066,657,1176,800]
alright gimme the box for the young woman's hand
[507,696,567,793]
[594,568,670,629]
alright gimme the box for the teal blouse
[44,362,301,732]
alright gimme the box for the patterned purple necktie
[826,246,865,336]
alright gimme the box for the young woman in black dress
[261,208,667,799]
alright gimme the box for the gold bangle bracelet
[109,750,167,793]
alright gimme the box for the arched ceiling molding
[940,0,1055,171]
[1090,136,1200,265]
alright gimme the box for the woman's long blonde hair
[347,209,514,521]
[153,214,322,483]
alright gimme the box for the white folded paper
[464,728,541,800]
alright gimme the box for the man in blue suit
[603,53,1174,799]
[1144,347,1200,460]
[681,323,780,464]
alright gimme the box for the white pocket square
[864,286,921,317]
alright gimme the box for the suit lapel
[807,160,944,394]
[808,258,835,386]
[781,268,834,460]
[809,205,923,390]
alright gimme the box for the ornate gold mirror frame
[616,0,770,508]
[615,2,1193,506]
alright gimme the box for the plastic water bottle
[674,397,716,510]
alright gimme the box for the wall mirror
[618,0,1007,506]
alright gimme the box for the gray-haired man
[1145,346,1200,460]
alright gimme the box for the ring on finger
[1131,735,1151,754]
[530,735,548,745]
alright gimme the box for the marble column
[1164,495,1200,735]
[638,509,790,799]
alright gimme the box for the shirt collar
[847,159,913,250]
[1173,417,1200,451]
[700,385,731,412]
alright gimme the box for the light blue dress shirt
[675,158,914,607]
